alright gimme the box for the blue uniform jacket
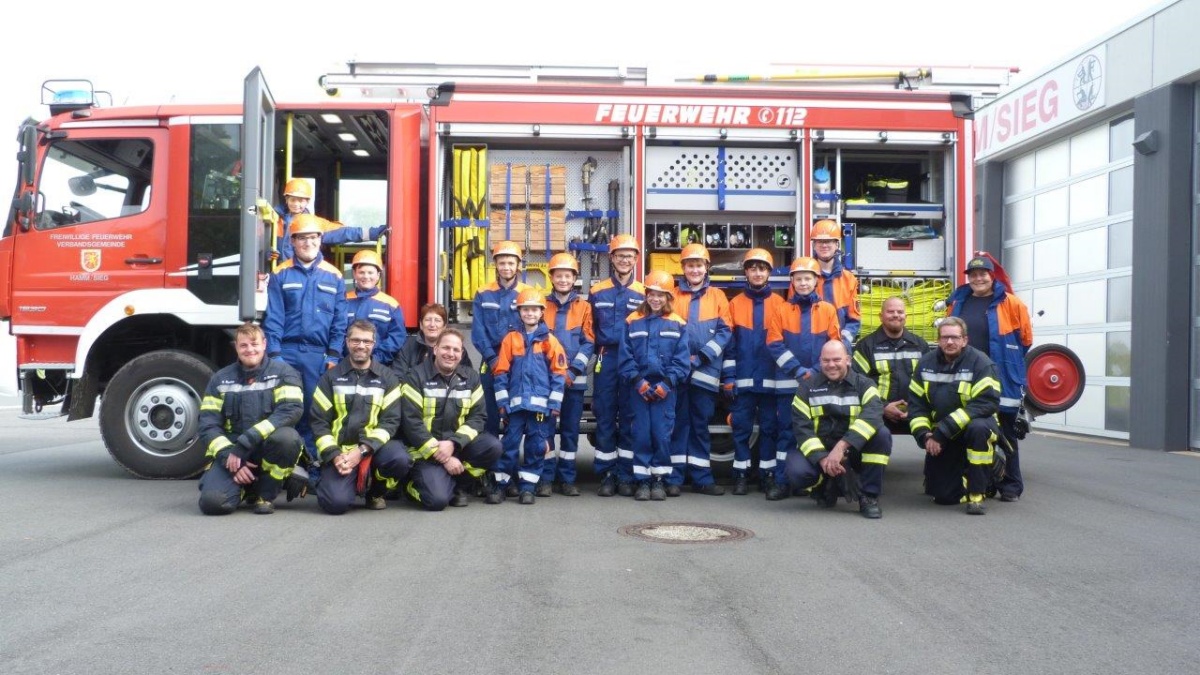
[722,283,784,394]
[673,279,733,392]
[273,205,366,262]
[265,254,347,357]
[588,276,646,348]
[344,285,407,365]
[618,310,691,390]
[545,290,595,391]
[471,279,533,370]
[493,323,568,414]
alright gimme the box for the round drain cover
[618,521,754,544]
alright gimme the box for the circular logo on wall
[1072,54,1102,112]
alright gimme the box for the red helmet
[742,248,774,269]
[283,178,313,200]
[680,243,711,264]
[643,270,676,296]
[789,256,821,276]
[515,288,546,308]
[547,252,580,275]
[491,240,523,261]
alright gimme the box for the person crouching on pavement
[487,289,568,505]
[399,328,502,510]
[618,271,691,501]
[198,322,305,515]
[311,320,412,514]
[787,340,890,519]
[908,316,1005,515]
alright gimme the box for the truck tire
[1024,344,1086,414]
[99,350,214,479]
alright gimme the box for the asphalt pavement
[1,409,1198,675]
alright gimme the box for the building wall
[974,0,1200,449]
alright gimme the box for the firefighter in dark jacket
[908,316,1004,515]
[852,296,930,436]
[310,320,412,515]
[399,328,502,510]
[788,340,890,519]
[198,322,305,515]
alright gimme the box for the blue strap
[716,146,727,211]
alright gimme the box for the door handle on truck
[125,256,163,265]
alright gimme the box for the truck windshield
[36,138,153,229]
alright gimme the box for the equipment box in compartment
[854,236,947,273]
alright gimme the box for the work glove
[652,382,670,401]
[689,355,700,368]
[325,357,339,370]
[285,465,310,502]
[796,366,813,380]
[636,379,655,402]
[721,381,736,401]
[368,223,388,240]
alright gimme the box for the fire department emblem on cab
[81,249,102,273]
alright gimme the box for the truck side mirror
[68,174,97,196]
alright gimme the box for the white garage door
[1001,116,1133,439]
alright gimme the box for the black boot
[731,474,749,496]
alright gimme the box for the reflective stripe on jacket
[723,284,785,393]
[765,292,841,393]
[852,327,930,403]
[545,290,596,390]
[618,310,691,388]
[907,345,1000,445]
[199,356,304,459]
[493,323,569,414]
[671,279,733,392]
[265,254,347,357]
[310,359,403,463]
[345,286,407,365]
[792,369,884,462]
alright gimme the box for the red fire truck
[2,64,1084,478]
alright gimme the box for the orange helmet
[680,243,711,264]
[283,178,313,200]
[643,270,676,296]
[789,256,821,276]
[608,234,639,256]
[809,219,841,241]
[547,252,580,275]
[288,213,325,237]
[742,248,774,269]
[515,288,546,308]
[491,240,523,261]
[351,250,383,270]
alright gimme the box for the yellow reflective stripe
[792,397,812,418]
[972,377,1000,398]
[466,386,483,408]
[861,452,889,465]
[463,461,485,478]
[800,438,825,456]
[260,457,291,481]
[850,419,876,440]
[949,408,971,430]
[909,378,927,398]
[406,480,422,502]
[201,395,224,412]
[206,436,233,457]
[251,420,275,438]
[276,385,303,402]
[374,467,399,492]
[366,427,391,445]
[967,493,985,503]
[909,416,931,434]
[315,435,337,453]
[422,395,436,433]
[381,385,402,410]
[418,438,438,459]
[331,389,348,444]
[401,383,423,406]
[967,447,993,465]
[456,425,479,442]
[849,405,861,418]
[313,388,333,411]
[853,350,871,372]
[861,385,880,405]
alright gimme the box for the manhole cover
[618,522,754,544]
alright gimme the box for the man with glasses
[907,317,1004,515]
[265,214,348,486]
[310,320,411,514]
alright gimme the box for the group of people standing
[198,187,1034,519]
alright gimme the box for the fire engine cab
[2,64,1084,478]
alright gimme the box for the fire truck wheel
[99,350,214,479]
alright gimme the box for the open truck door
[240,67,275,320]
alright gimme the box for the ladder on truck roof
[317,61,1016,103]
[318,62,651,100]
